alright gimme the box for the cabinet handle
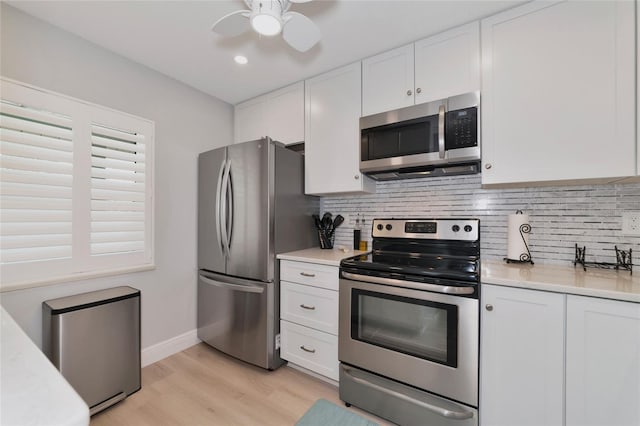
[300,345,316,354]
[407,90,413,96]
[485,163,492,170]
[300,272,315,277]
[354,174,360,180]
[485,304,493,311]
[416,87,422,94]
[300,304,316,310]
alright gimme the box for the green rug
[295,399,379,426]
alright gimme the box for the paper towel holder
[504,210,535,265]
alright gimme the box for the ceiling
[7,0,524,105]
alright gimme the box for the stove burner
[573,244,632,274]
[341,218,481,294]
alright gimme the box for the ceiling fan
[211,0,321,53]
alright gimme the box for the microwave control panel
[445,107,478,149]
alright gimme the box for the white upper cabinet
[362,21,480,116]
[234,96,265,144]
[481,0,636,186]
[234,81,304,145]
[414,21,480,105]
[362,44,415,116]
[305,63,375,195]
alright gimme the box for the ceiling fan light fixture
[251,12,282,36]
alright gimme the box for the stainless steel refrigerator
[197,137,317,369]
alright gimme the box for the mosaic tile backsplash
[321,175,640,267]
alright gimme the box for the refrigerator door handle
[199,272,266,294]
[226,160,234,252]
[220,159,231,255]
[215,159,226,255]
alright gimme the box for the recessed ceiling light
[234,55,248,65]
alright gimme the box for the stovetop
[341,218,481,285]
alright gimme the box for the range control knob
[377,224,384,231]
[464,225,473,232]
[385,224,393,231]
[452,225,460,232]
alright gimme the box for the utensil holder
[318,229,335,249]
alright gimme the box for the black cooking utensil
[321,212,333,230]
[312,214,322,230]
[329,215,344,237]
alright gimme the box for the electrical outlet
[622,211,640,236]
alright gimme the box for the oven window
[351,289,458,367]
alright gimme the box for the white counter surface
[1,306,90,426]
[482,259,639,303]
[277,247,367,266]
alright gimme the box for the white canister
[506,211,532,262]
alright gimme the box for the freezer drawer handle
[299,272,316,277]
[199,274,265,294]
[342,367,474,420]
[299,345,316,354]
[299,304,316,310]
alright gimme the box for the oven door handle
[341,366,475,420]
[341,272,475,295]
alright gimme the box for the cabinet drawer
[280,260,338,291]
[280,320,338,381]
[281,281,338,334]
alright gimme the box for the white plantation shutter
[90,124,147,256]
[0,78,154,290]
[0,101,74,264]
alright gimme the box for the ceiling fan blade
[282,12,321,52]
[211,10,251,37]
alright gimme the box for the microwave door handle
[438,104,446,159]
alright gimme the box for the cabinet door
[362,44,414,116]
[266,81,304,145]
[566,295,640,426]
[234,96,267,144]
[481,1,635,185]
[414,21,480,104]
[480,285,564,426]
[305,62,374,195]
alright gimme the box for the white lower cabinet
[566,295,640,426]
[481,284,640,426]
[279,260,339,381]
[280,321,338,381]
[480,285,565,426]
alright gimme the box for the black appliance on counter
[339,218,480,426]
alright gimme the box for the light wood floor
[91,343,391,426]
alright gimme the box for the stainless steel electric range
[339,218,480,426]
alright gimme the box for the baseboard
[141,329,201,367]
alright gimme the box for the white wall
[0,4,233,352]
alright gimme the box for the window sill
[0,264,156,293]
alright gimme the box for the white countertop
[1,307,90,426]
[277,247,368,266]
[482,259,640,303]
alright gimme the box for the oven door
[339,276,478,407]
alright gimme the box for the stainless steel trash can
[42,286,141,415]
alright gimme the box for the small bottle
[353,214,361,250]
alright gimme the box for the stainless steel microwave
[360,91,480,180]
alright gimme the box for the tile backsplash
[321,175,640,267]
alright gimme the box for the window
[0,78,154,290]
